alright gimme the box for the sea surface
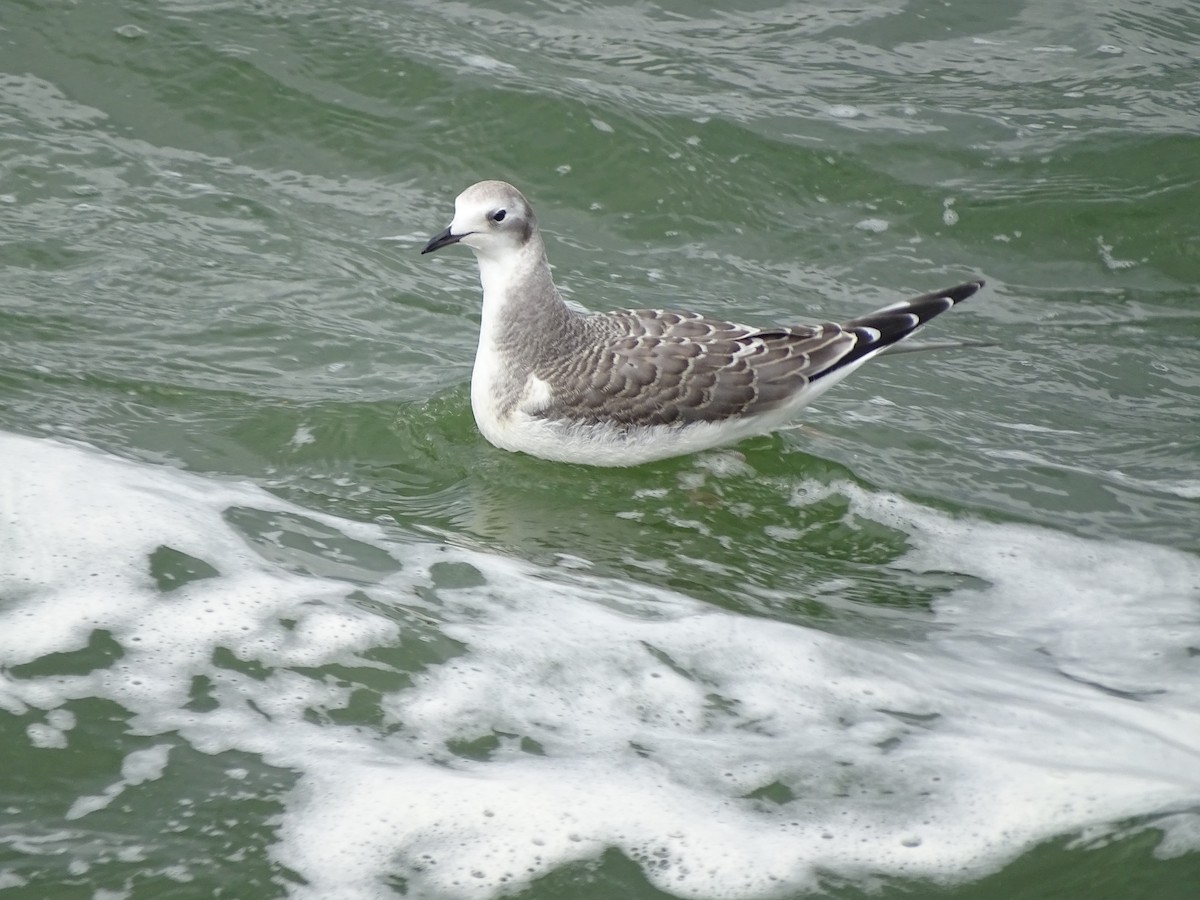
[2,1,1199,898]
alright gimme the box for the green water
[2,1,1198,898]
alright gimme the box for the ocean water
[2,1,1198,898]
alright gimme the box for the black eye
[489,209,507,223]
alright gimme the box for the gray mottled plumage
[421,180,985,466]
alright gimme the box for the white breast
[470,339,512,449]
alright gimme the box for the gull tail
[813,279,986,380]
[881,338,996,356]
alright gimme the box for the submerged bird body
[422,180,984,466]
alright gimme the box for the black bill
[421,227,463,254]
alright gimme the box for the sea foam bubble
[2,432,1198,898]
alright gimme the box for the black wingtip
[811,278,986,382]
[942,278,986,305]
[891,279,985,312]
[847,278,986,330]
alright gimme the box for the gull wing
[533,280,984,428]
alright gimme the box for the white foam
[855,217,889,232]
[66,745,172,821]
[26,721,69,749]
[1097,234,1138,270]
[2,432,1198,898]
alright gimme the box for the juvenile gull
[422,180,985,467]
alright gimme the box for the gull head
[422,180,536,260]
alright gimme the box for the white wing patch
[521,374,554,413]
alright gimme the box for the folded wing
[533,280,984,428]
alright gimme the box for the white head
[422,180,537,262]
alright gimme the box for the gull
[422,180,985,467]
